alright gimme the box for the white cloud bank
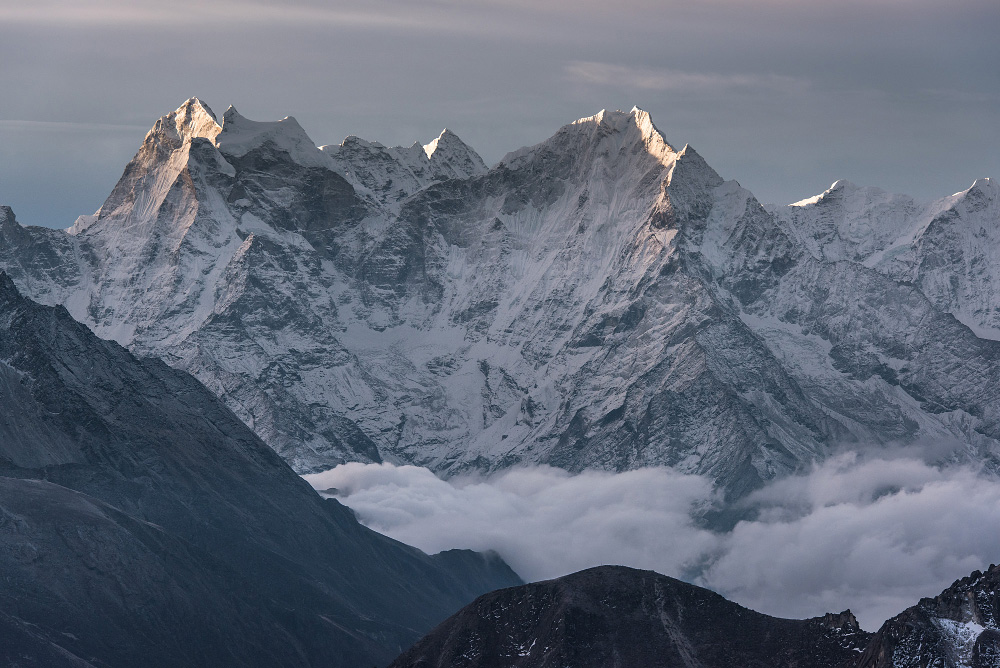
[304,452,1000,630]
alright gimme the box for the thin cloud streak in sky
[0,0,557,38]
[9,0,986,26]
[0,1,474,33]
[0,120,148,132]
[566,61,807,94]
[305,453,1000,630]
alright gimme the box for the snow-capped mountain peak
[572,108,609,125]
[631,106,675,163]
[499,107,677,182]
[422,128,453,158]
[217,106,332,169]
[955,176,995,197]
[320,127,486,210]
[567,107,675,157]
[772,172,1000,339]
[151,97,222,145]
[789,179,864,208]
[421,127,488,179]
[4,99,1000,497]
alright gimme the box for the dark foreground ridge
[391,563,1000,668]
[0,272,521,668]
[389,565,871,668]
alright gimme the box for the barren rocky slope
[388,565,871,668]
[0,274,520,667]
[389,564,1000,668]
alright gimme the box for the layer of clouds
[305,451,1000,630]
[308,464,719,582]
[705,451,1000,627]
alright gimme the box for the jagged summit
[931,563,1000,603]
[789,179,865,208]
[185,96,217,121]
[134,99,340,175]
[829,178,856,189]
[826,179,861,195]
[321,125,486,207]
[148,97,222,145]
[960,176,997,197]
[422,128,454,158]
[421,127,487,178]
[217,106,331,169]
[791,177,996,212]
[856,564,1000,668]
[572,107,611,126]
[571,106,674,152]
[502,106,676,171]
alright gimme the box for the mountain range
[2,99,999,499]
[2,98,1000,666]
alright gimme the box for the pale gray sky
[1,0,998,226]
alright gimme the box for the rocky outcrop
[856,565,1000,668]
[388,565,871,668]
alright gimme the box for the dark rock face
[388,566,871,668]
[856,565,1000,668]
[389,563,1000,668]
[0,273,521,668]
[0,477,307,668]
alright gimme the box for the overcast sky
[1,0,998,227]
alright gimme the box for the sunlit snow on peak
[422,128,449,158]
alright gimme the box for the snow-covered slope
[322,127,487,212]
[856,564,1000,668]
[774,177,1000,338]
[2,99,999,497]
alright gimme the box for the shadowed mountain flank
[0,273,521,667]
